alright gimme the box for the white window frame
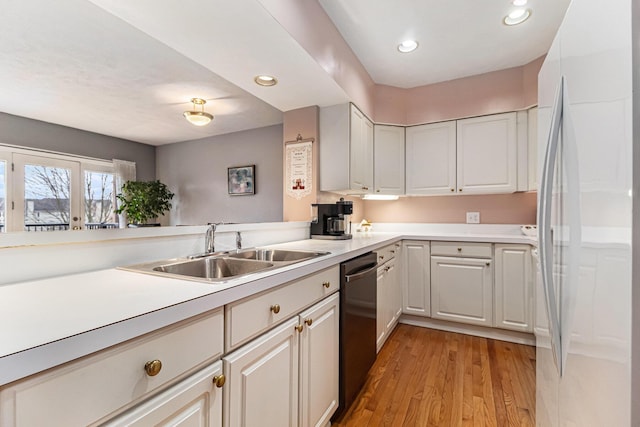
[0,144,116,232]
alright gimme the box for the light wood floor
[333,324,536,427]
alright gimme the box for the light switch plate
[466,212,480,224]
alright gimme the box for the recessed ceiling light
[397,40,418,53]
[512,0,527,6]
[254,75,278,86]
[504,8,531,25]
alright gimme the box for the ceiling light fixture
[397,40,418,53]
[183,98,213,126]
[362,194,400,201]
[504,8,531,25]
[254,75,278,86]
[512,0,527,6]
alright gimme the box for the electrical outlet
[466,212,480,224]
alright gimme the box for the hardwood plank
[333,324,536,427]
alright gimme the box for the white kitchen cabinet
[527,107,538,191]
[298,293,339,427]
[405,121,456,195]
[376,243,403,352]
[224,293,340,427]
[0,309,224,427]
[319,103,373,194]
[224,317,299,427]
[456,112,517,194]
[402,240,431,317]
[431,255,493,327]
[494,244,533,333]
[373,124,405,195]
[104,361,224,427]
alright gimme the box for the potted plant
[115,180,174,226]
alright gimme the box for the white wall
[156,124,283,225]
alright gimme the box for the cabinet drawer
[225,266,340,351]
[431,241,492,258]
[0,309,224,427]
[376,243,399,264]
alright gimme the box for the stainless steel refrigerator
[535,0,634,424]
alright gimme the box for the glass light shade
[183,111,213,126]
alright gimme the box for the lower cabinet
[402,241,431,317]
[377,256,402,352]
[494,244,533,332]
[431,256,493,327]
[104,361,224,427]
[223,293,339,427]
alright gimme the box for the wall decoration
[285,134,314,200]
[228,165,255,195]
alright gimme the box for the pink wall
[283,106,319,221]
[362,192,537,225]
[374,57,544,125]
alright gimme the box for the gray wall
[0,112,156,180]
[156,124,283,225]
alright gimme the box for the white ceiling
[0,0,570,146]
[319,0,571,88]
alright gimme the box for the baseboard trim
[399,314,535,346]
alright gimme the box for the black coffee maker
[310,198,353,240]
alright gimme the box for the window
[0,146,120,232]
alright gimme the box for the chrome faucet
[205,222,224,254]
[236,231,242,251]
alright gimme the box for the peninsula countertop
[0,225,535,386]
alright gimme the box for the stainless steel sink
[153,257,274,280]
[119,248,330,283]
[227,249,329,263]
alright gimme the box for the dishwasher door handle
[345,264,378,282]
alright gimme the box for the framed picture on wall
[228,165,255,195]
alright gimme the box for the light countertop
[0,226,534,386]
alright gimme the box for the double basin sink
[120,248,330,283]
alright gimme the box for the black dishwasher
[334,251,378,420]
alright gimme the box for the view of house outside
[20,165,115,231]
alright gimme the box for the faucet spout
[205,222,223,254]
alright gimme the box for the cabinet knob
[385,266,390,272]
[486,262,491,266]
[376,189,380,193]
[450,188,454,192]
[457,247,462,252]
[459,188,462,192]
[213,374,226,388]
[390,250,395,254]
[304,318,313,326]
[323,281,331,288]
[144,359,162,377]
[379,255,384,260]
[270,304,281,314]
[295,324,304,333]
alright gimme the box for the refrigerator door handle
[538,76,564,376]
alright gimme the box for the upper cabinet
[456,112,517,194]
[320,103,373,194]
[321,105,535,197]
[406,121,456,195]
[374,125,405,195]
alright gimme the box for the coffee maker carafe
[310,198,353,240]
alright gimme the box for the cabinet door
[391,244,403,322]
[349,104,374,192]
[374,125,405,195]
[104,361,223,427]
[385,258,399,331]
[431,256,493,326]
[456,112,517,194]
[406,122,456,195]
[402,241,431,317]
[224,318,299,427]
[495,245,533,332]
[527,107,538,191]
[299,294,339,427]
